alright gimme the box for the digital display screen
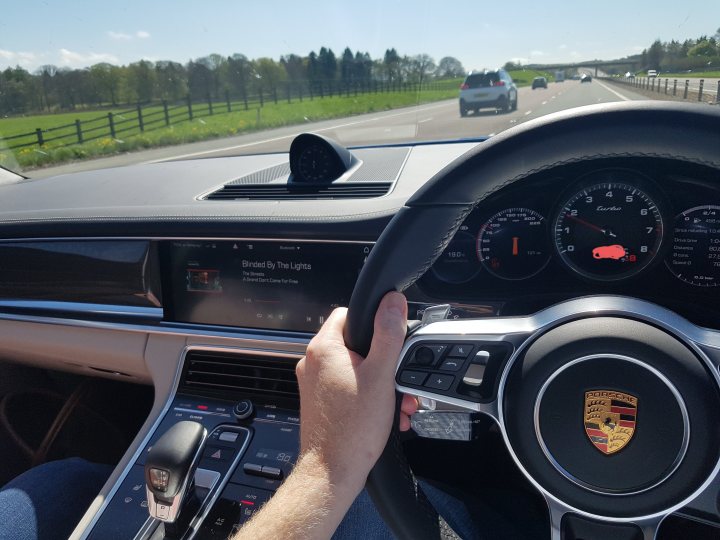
[255,448,294,464]
[164,240,372,332]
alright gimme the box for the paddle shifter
[145,421,207,524]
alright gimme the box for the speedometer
[477,208,549,280]
[667,205,720,287]
[554,180,663,280]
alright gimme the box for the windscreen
[0,1,719,177]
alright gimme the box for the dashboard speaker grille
[180,350,299,400]
[204,182,392,200]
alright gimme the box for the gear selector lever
[145,421,207,524]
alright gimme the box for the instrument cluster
[420,161,720,323]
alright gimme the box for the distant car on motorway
[648,69,658,78]
[580,73,592,83]
[625,71,635,79]
[459,69,518,116]
[532,76,548,89]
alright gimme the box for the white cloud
[59,48,119,68]
[107,30,151,41]
[559,44,567,50]
[107,30,133,41]
[0,49,40,68]
[570,51,582,58]
[530,50,545,57]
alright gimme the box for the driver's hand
[295,291,417,494]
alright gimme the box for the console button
[233,400,254,420]
[243,463,264,476]
[204,446,234,462]
[219,431,239,443]
[261,466,283,480]
[400,370,427,386]
[439,359,463,372]
[448,344,473,359]
[424,374,454,391]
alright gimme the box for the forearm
[231,450,363,540]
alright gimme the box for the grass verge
[0,87,458,170]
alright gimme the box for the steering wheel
[344,101,720,540]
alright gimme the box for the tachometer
[667,205,720,287]
[477,208,549,280]
[554,180,663,280]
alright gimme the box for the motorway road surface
[28,79,658,179]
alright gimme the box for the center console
[86,347,301,540]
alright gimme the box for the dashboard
[1,158,720,332]
[418,158,720,328]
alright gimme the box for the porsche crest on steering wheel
[584,390,638,455]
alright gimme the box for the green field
[508,69,556,85]
[0,84,460,170]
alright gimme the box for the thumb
[365,292,408,372]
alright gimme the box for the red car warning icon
[593,245,626,260]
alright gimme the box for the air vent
[180,350,299,401]
[204,182,392,200]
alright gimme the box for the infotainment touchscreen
[163,240,373,332]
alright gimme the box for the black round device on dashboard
[289,133,357,183]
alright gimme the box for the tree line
[0,47,465,116]
[641,28,720,72]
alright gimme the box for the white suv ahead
[459,69,518,116]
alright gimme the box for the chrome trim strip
[533,353,690,495]
[0,236,377,244]
[0,310,313,348]
[0,300,163,319]
[79,344,299,539]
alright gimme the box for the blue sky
[1,1,718,72]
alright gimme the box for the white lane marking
[145,101,454,163]
[418,117,433,123]
[541,101,548,105]
[595,80,631,101]
[551,95,556,100]
[524,110,532,116]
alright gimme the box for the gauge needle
[512,236,519,256]
[566,214,617,237]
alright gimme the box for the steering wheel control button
[413,346,436,365]
[411,344,447,366]
[447,344,473,359]
[462,364,486,387]
[233,399,254,420]
[400,370,428,386]
[218,431,239,443]
[439,359,463,372]
[424,374,454,391]
[472,350,491,365]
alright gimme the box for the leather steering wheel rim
[343,101,720,540]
